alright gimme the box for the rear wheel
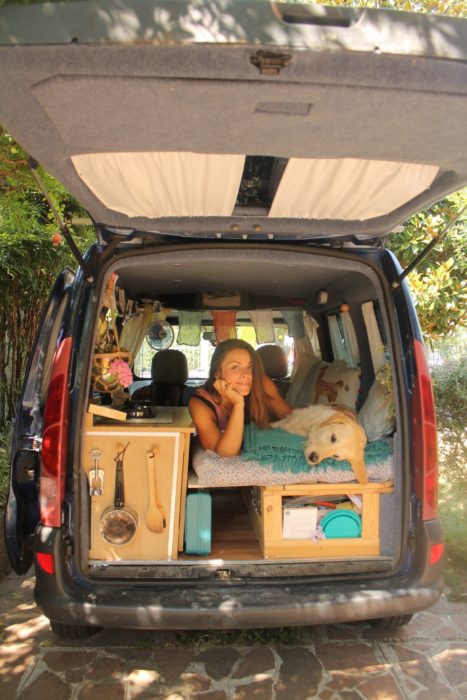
[50,620,102,639]
[369,614,414,629]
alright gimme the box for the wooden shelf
[244,481,394,560]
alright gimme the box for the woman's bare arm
[189,390,245,457]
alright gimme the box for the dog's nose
[308,451,319,463]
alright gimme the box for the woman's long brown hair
[204,339,272,428]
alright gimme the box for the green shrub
[432,356,467,487]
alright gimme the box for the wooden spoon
[145,452,164,533]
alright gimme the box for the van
[1,1,466,639]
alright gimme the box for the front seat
[257,344,289,397]
[151,349,189,406]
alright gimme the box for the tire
[369,614,414,630]
[50,620,102,639]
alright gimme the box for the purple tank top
[193,388,230,431]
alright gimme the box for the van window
[134,322,294,379]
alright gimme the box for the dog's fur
[272,405,368,484]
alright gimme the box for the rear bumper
[33,526,443,630]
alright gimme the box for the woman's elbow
[214,442,241,458]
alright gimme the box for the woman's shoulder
[190,388,218,414]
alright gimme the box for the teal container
[185,491,212,555]
[321,510,361,539]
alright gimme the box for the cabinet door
[84,431,181,561]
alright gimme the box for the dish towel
[281,309,305,339]
[211,311,237,342]
[248,310,275,344]
[177,310,203,346]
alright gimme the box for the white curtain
[303,313,321,359]
[361,301,386,373]
[340,311,360,368]
[71,151,245,218]
[120,305,156,366]
[286,314,320,407]
[328,315,349,364]
[269,158,439,221]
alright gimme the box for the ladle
[145,451,164,533]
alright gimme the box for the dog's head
[304,413,368,484]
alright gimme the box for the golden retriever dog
[272,405,368,484]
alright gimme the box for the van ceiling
[115,248,378,309]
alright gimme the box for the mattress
[191,438,394,488]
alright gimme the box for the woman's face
[218,348,254,396]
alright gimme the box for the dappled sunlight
[4,613,49,642]
[127,668,161,695]
[0,644,36,684]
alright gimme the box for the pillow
[359,364,396,440]
[309,360,361,411]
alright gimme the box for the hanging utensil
[100,442,138,545]
[153,446,167,529]
[89,448,104,496]
[145,452,164,533]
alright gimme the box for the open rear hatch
[0,0,466,244]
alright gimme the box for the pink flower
[109,359,133,388]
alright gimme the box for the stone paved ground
[1,573,466,699]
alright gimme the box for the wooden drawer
[244,481,394,559]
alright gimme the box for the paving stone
[406,612,459,640]
[390,643,442,689]
[44,650,98,681]
[274,646,322,700]
[358,674,405,699]
[126,666,162,696]
[1,675,24,700]
[121,647,154,666]
[232,647,275,678]
[315,642,381,672]
[179,671,212,693]
[197,646,240,681]
[153,648,195,683]
[18,670,70,700]
[77,681,125,700]
[434,644,467,686]
[87,655,125,680]
[232,677,274,700]
[191,692,227,700]
[324,673,367,693]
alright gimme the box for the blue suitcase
[185,491,212,555]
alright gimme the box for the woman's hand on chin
[214,379,244,407]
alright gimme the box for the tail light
[412,339,438,521]
[40,336,72,527]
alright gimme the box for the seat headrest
[257,344,288,380]
[151,349,188,384]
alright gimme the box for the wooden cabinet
[244,481,394,559]
[82,407,194,561]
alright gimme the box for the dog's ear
[319,415,349,428]
[350,455,368,484]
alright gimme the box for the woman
[189,339,291,457]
